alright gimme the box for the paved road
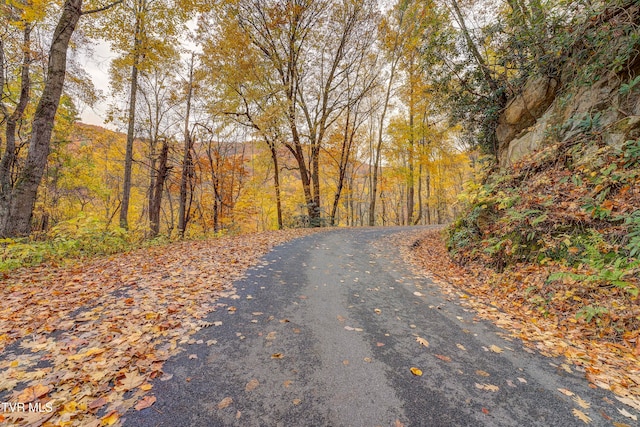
[123,227,626,426]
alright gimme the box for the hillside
[441,0,640,403]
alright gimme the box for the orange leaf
[17,384,49,403]
[218,397,233,410]
[434,354,451,362]
[134,395,156,411]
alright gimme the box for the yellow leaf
[410,367,423,376]
[572,395,590,409]
[572,408,591,424]
[489,345,503,353]
[416,337,429,348]
[101,411,119,426]
[558,388,575,396]
[139,383,153,391]
[271,353,283,359]
[475,383,499,392]
[617,407,637,421]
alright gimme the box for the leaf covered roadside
[399,228,640,409]
[0,229,319,426]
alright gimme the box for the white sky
[77,39,115,127]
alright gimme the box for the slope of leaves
[448,135,640,341]
[399,227,640,412]
[0,229,320,426]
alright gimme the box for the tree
[0,0,121,237]
[212,0,378,226]
[177,53,195,237]
[96,0,189,230]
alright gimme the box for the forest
[3,0,632,249]
[1,0,478,248]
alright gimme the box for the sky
[77,39,115,128]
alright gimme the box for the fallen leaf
[364,357,372,363]
[271,353,284,359]
[434,354,451,362]
[376,342,385,347]
[615,395,640,411]
[617,408,637,421]
[140,383,153,391]
[482,408,490,414]
[475,370,490,377]
[283,380,292,387]
[245,379,259,392]
[560,363,573,373]
[134,395,157,411]
[572,395,590,409]
[374,308,382,314]
[475,383,499,392]
[293,399,301,405]
[17,384,49,403]
[558,388,575,396]
[416,337,429,348]
[218,397,233,410]
[612,422,632,427]
[88,397,107,410]
[188,354,198,360]
[517,377,527,384]
[394,420,405,427]
[101,411,120,426]
[206,340,217,346]
[572,408,591,424]
[413,292,424,297]
[489,345,503,353]
[343,360,349,365]
[116,371,146,391]
[456,343,466,351]
[410,367,423,376]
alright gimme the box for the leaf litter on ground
[394,228,640,412]
[0,229,319,426]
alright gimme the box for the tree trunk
[1,2,82,237]
[0,25,31,235]
[149,139,169,237]
[178,54,194,237]
[120,3,144,230]
[268,142,283,230]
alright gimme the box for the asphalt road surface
[123,227,628,426]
